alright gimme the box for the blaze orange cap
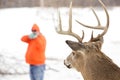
[31,24,40,32]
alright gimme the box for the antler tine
[55,1,84,42]
[76,0,109,30]
[76,7,104,30]
[76,0,109,41]
[91,0,109,41]
[97,0,109,36]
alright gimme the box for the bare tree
[40,0,44,7]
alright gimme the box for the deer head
[63,0,108,70]
[56,0,120,80]
[56,0,109,68]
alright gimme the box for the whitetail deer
[55,0,120,80]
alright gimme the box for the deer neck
[79,52,120,80]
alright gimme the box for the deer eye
[72,52,75,55]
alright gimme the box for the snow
[0,7,120,80]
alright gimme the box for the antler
[76,0,109,41]
[55,2,84,42]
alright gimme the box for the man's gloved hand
[29,32,38,39]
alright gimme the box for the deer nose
[64,60,72,69]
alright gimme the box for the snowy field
[0,6,120,80]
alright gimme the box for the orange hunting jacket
[21,24,46,65]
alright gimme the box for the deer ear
[90,36,104,50]
[95,36,104,50]
[66,40,84,51]
[95,41,103,50]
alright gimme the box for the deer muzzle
[64,60,72,68]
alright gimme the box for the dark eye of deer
[72,52,75,56]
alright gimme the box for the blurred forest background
[0,0,120,8]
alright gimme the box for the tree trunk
[40,0,44,7]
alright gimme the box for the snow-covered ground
[0,6,120,80]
